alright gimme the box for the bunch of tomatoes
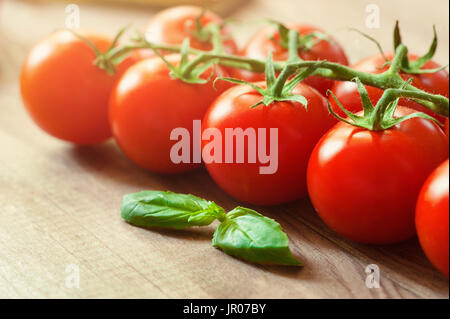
[20,6,449,277]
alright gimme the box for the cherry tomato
[235,24,349,96]
[109,54,232,173]
[20,30,137,145]
[307,106,448,244]
[329,53,449,122]
[445,118,449,141]
[202,82,337,205]
[138,5,237,59]
[416,159,449,278]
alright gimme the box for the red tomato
[307,106,448,244]
[109,54,232,173]
[445,118,449,141]
[329,53,449,122]
[235,24,349,96]
[20,30,137,145]
[202,82,337,205]
[416,159,449,278]
[137,5,237,59]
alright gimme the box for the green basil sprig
[121,191,226,229]
[212,207,301,265]
[121,191,301,266]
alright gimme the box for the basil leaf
[212,207,301,266]
[121,191,226,229]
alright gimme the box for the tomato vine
[96,21,449,119]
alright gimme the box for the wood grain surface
[0,0,448,299]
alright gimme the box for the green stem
[287,29,301,62]
[181,53,206,77]
[388,44,407,74]
[207,23,224,54]
[377,88,449,117]
[271,30,302,97]
[371,87,447,130]
[109,42,270,71]
[272,64,296,97]
[107,39,449,118]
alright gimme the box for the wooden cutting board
[0,0,448,298]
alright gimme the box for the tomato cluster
[20,6,449,277]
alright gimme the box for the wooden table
[0,0,448,298]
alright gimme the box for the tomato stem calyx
[267,20,330,53]
[151,37,219,84]
[392,21,447,75]
[215,49,323,109]
[68,26,132,75]
[188,8,211,43]
[188,10,228,50]
[213,29,325,109]
[327,77,442,131]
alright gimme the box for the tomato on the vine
[329,53,449,122]
[109,54,232,173]
[138,5,238,59]
[20,30,137,145]
[416,159,449,278]
[235,24,349,96]
[307,106,448,244]
[202,82,337,206]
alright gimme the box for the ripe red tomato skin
[307,106,448,244]
[109,54,232,174]
[416,159,449,278]
[202,82,337,206]
[20,30,137,145]
[329,53,449,123]
[137,5,237,59]
[234,24,349,96]
[445,118,449,141]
